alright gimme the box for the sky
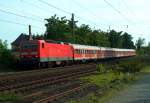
[0,0,150,48]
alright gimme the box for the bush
[118,58,143,73]
[0,40,15,65]
[97,64,105,73]
[0,92,21,101]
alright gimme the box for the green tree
[0,39,14,64]
[108,30,122,48]
[135,37,145,50]
[121,32,135,49]
[75,24,91,44]
[45,15,73,42]
[147,42,150,54]
[87,30,110,47]
[97,31,110,47]
[141,42,150,55]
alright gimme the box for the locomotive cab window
[42,43,44,48]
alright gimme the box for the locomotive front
[20,40,39,66]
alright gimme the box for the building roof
[11,33,29,46]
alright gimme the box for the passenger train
[19,40,136,67]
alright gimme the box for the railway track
[32,83,84,103]
[0,64,89,78]
[0,64,97,93]
[0,64,94,84]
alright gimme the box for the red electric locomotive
[20,40,74,67]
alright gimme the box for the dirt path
[107,73,150,103]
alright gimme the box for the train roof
[70,44,135,52]
[100,47,135,51]
[70,44,100,50]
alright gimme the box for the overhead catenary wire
[121,0,135,16]
[71,0,111,27]
[37,0,103,28]
[0,0,100,30]
[21,0,63,18]
[21,0,51,13]
[22,0,108,29]
[38,0,72,15]
[71,0,97,17]
[0,0,104,29]
[0,0,142,33]
[0,8,44,23]
[121,0,144,25]
[0,3,44,21]
[103,0,132,24]
[0,19,42,29]
[103,0,145,35]
[75,15,101,27]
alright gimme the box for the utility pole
[109,25,111,32]
[126,25,128,32]
[107,25,111,32]
[71,13,75,43]
[29,25,33,40]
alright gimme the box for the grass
[80,70,137,87]
[0,92,22,102]
[141,66,150,73]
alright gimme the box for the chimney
[29,25,33,40]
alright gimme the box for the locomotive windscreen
[21,41,38,50]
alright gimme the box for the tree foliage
[138,42,150,55]
[121,32,135,49]
[0,39,14,64]
[108,30,123,48]
[136,37,145,50]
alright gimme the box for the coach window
[78,49,80,54]
[75,50,77,54]
[42,43,44,48]
[93,50,95,54]
[76,49,79,54]
[76,49,77,54]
